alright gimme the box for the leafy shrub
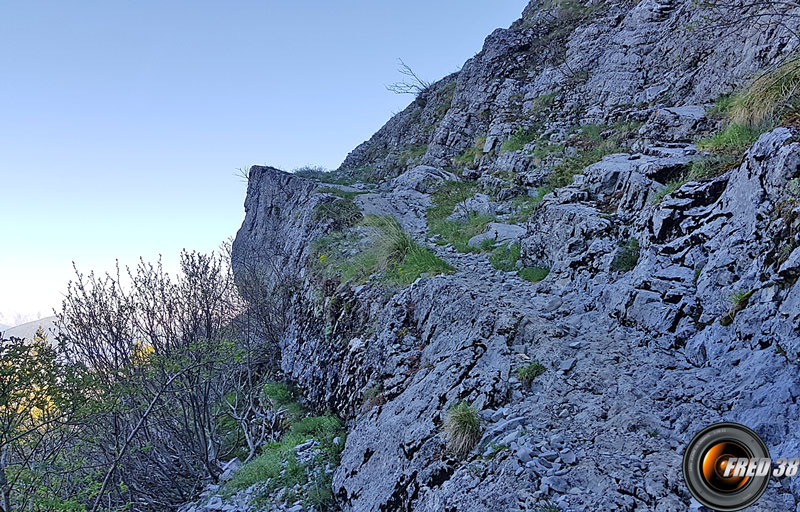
[490,243,521,271]
[612,239,640,272]
[444,402,481,458]
[518,266,550,282]
[731,55,800,127]
[515,362,545,383]
[502,126,538,153]
[697,123,762,156]
[313,198,363,229]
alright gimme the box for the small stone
[560,449,576,464]
[559,358,577,372]
[516,446,534,463]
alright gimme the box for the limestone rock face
[226,2,800,511]
[338,0,799,180]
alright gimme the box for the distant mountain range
[1,316,59,341]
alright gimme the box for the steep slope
[228,1,800,511]
[339,0,798,182]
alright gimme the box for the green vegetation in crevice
[224,400,345,509]
[547,122,640,188]
[398,144,428,168]
[697,123,763,156]
[612,238,640,272]
[454,136,488,168]
[720,290,755,326]
[427,181,496,253]
[444,402,481,459]
[435,79,457,120]
[312,197,363,230]
[502,126,539,154]
[518,266,550,283]
[313,215,453,287]
[773,183,800,271]
[650,157,738,204]
[507,187,552,224]
[515,361,545,384]
[295,165,380,186]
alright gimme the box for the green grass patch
[489,243,521,271]
[315,215,453,286]
[612,238,640,272]
[697,123,762,156]
[708,95,735,118]
[398,144,427,167]
[224,390,346,508]
[532,141,565,159]
[518,266,550,283]
[502,126,538,154]
[454,136,487,168]
[508,187,552,224]
[515,362,545,383]
[547,123,636,188]
[427,181,496,252]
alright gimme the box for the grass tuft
[315,215,453,286]
[515,362,545,384]
[731,55,800,127]
[720,290,755,326]
[444,402,481,459]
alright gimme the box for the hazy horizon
[0,1,526,324]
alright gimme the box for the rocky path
[403,194,799,511]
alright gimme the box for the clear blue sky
[0,1,525,326]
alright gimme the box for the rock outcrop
[227,1,800,511]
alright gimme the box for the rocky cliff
[225,1,800,511]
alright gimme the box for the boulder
[389,165,458,194]
[468,223,526,248]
